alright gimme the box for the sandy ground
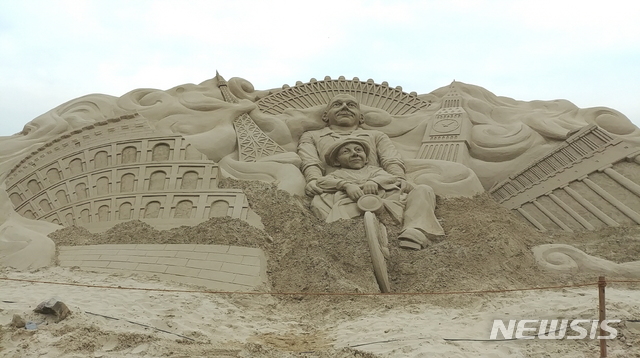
[1,266,639,357]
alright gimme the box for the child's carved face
[336,143,367,169]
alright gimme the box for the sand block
[58,244,268,291]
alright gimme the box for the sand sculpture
[300,95,452,250]
[1,73,639,278]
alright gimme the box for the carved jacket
[297,127,405,182]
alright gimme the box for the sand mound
[48,179,639,295]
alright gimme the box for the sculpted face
[335,142,367,169]
[323,94,363,128]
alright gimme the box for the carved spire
[215,71,286,162]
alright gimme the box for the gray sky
[1,0,639,136]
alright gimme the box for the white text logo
[489,319,620,340]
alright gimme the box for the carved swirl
[470,123,538,162]
[533,244,640,277]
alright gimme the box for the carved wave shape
[533,244,640,277]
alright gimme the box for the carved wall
[5,115,251,232]
[490,125,640,231]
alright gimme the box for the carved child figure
[311,137,444,250]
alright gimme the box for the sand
[2,180,640,357]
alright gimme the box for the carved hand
[305,180,324,197]
[398,179,414,193]
[362,181,378,195]
[344,184,365,201]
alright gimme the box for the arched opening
[56,190,68,205]
[152,143,170,161]
[120,173,135,192]
[39,199,52,212]
[27,179,41,195]
[94,151,109,168]
[96,177,110,196]
[174,200,193,218]
[119,202,132,220]
[181,171,199,190]
[65,213,74,226]
[98,205,110,222]
[9,193,22,206]
[80,209,90,224]
[47,168,61,183]
[144,201,161,219]
[122,146,137,164]
[209,200,229,218]
[75,183,88,200]
[69,158,83,175]
[149,171,166,190]
[24,210,36,219]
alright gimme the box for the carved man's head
[322,94,364,128]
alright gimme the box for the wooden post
[598,276,607,358]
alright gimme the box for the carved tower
[417,81,471,166]
[216,71,286,162]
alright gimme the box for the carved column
[601,166,640,197]
[562,186,618,227]
[516,207,546,231]
[532,199,573,232]
[548,193,595,230]
[582,178,640,224]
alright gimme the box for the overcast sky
[1,0,638,136]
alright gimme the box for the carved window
[149,171,166,191]
[120,173,135,192]
[47,168,61,183]
[51,218,60,225]
[9,193,23,206]
[174,200,193,218]
[80,209,90,224]
[119,202,132,220]
[27,179,41,195]
[65,213,74,226]
[181,171,199,190]
[56,190,68,205]
[122,146,137,164]
[75,183,88,200]
[94,151,109,168]
[152,143,170,161]
[185,144,201,160]
[39,199,52,212]
[144,201,161,219]
[69,158,83,175]
[24,210,36,219]
[96,177,110,196]
[98,205,109,222]
[210,200,229,218]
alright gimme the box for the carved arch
[255,76,430,115]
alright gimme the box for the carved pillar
[562,186,618,227]
[601,167,640,197]
[582,178,640,224]
[532,199,573,232]
[516,207,546,231]
[548,193,595,230]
